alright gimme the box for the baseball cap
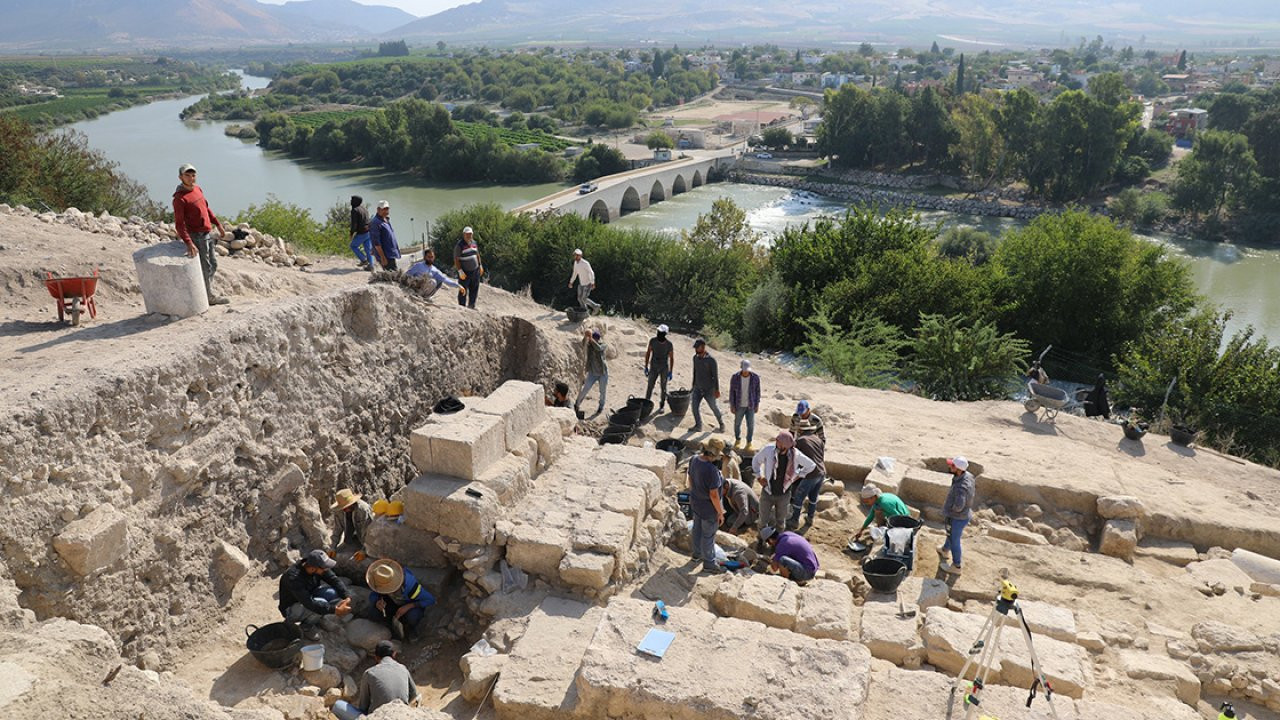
[759,526,778,543]
[796,400,810,414]
[693,338,706,348]
[573,248,583,255]
[657,324,669,333]
[949,456,970,471]
[303,549,336,569]
[376,200,390,209]
[740,359,751,370]
[178,163,197,174]
[463,226,473,234]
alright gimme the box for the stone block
[1184,558,1254,592]
[213,540,252,592]
[476,454,532,506]
[460,652,506,703]
[1230,548,1280,585]
[493,597,601,720]
[823,451,871,485]
[559,551,615,589]
[795,578,854,641]
[364,517,449,569]
[988,524,1050,546]
[915,578,950,612]
[510,436,539,478]
[1134,539,1198,566]
[711,573,798,631]
[132,243,209,318]
[1099,519,1138,561]
[591,444,676,488]
[1190,620,1263,653]
[866,665,1079,720]
[1252,581,1280,597]
[999,599,1076,643]
[571,511,634,557]
[861,592,925,666]
[528,419,564,472]
[1097,495,1145,519]
[575,598,872,720]
[402,474,498,545]
[302,664,342,692]
[52,505,129,576]
[472,381,547,452]
[413,411,506,480]
[898,470,953,508]
[506,523,569,580]
[346,618,392,652]
[1076,631,1105,652]
[1119,650,1200,706]
[546,406,578,436]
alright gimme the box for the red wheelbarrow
[45,269,100,326]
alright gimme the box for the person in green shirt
[853,484,911,543]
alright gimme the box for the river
[69,73,1280,343]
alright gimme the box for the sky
[256,0,472,18]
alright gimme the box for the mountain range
[4,0,1278,50]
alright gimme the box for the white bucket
[300,644,325,671]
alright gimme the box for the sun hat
[304,549,336,570]
[331,488,362,510]
[178,163,197,174]
[948,456,970,471]
[775,430,795,449]
[371,498,390,516]
[376,200,390,209]
[759,526,778,543]
[463,226,473,234]
[366,558,405,595]
[796,400,810,414]
[860,484,882,500]
[703,437,725,458]
[657,324,669,333]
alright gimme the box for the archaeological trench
[2,260,1280,718]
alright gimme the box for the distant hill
[268,0,419,35]
[0,0,417,50]
[386,0,1280,47]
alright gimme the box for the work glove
[459,270,467,280]
[644,366,650,377]
[667,371,673,380]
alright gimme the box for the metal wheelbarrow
[1023,380,1069,422]
[45,269,100,326]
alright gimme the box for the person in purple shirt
[760,526,818,584]
[728,359,761,450]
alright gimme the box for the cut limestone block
[412,411,506,480]
[346,618,392,652]
[988,524,1050,546]
[492,597,602,720]
[1230,548,1280,585]
[213,540,252,592]
[52,505,129,576]
[591,444,677,488]
[575,598,872,720]
[1078,699,1200,720]
[1184,558,1254,593]
[1097,495,1145,519]
[998,599,1077,643]
[528,419,564,473]
[1119,650,1200,706]
[711,573,798,631]
[472,381,546,451]
[1134,539,1198,566]
[861,589,925,666]
[364,517,448,569]
[898,470,953,508]
[510,436,539,478]
[506,522,570,580]
[402,474,499,545]
[546,406,577,436]
[1099,519,1138,561]
[559,551,616,589]
[476,454,532,506]
[866,665,1078,720]
[795,578,855,641]
[571,511,635,557]
[823,451,871,485]
[460,651,506,703]
[1190,620,1264,653]
[132,243,210,318]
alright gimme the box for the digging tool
[897,593,916,620]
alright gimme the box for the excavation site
[2,205,1279,720]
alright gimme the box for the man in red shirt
[173,163,229,305]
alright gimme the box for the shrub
[796,305,905,388]
[739,274,791,350]
[907,313,1030,400]
[937,227,998,265]
[234,195,347,255]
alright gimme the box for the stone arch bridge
[512,154,737,223]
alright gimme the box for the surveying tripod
[945,579,1061,720]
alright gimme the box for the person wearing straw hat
[366,558,436,640]
[330,488,374,580]
[568,248,601,312]
[331,640,419,720]
[937,456,976,576]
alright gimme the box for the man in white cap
[453,226,483,308]
[644,324,675,412]
[728,359,760,450]
[938,456,976,575]
[172,163,230,305]
[366,558,436,640]
[370,200,401,271]
[567,248,601,312]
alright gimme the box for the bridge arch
[649,179,666,203]
[672,175,688,194]
[620,186,644,214]
[588,199,610,223]
[691,170,704,187]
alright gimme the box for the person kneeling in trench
[331,640,419,720]
[366,559,436,641]
[279,550,352,640]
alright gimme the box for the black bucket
[887,515,922,530]
[599,432,629,445]
[604,422,635,436]
[566,307,589,322]
[625,398,655,417]
[1170,425,1198,447]
[656,438,684,460]
[611,406,642,423]
[245,622,303,669]
[862,557,908,593]
[667,389,691,417]
[1123,422,1148,441]
[433,396,465,414]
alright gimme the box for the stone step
[492,597,603,720]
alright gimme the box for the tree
[907,314,1030,401]
[572,144,628,181]
[1174,130,1259,220]
[377,40,409,57]
[937,227,998,265]
[998,89,1039,182]
[949,94,1004,183]
[910,86,955,167]
[930,41,941,56]
[955,53,965,95]
[761,126,793,149]
[858,42,874,57]
[797,306,905,388]
[1208,92,1260,134]
[644,131,674,150]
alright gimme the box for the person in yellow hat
[331,488,374,580]
[366,558,436,640]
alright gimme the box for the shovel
[897,592,916,620]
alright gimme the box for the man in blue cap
[789,399,825,440]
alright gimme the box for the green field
[290,108,378,128]
[455,121,575,151]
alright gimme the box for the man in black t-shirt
[348,195,371,270]
[644,324,675,412]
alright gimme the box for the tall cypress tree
[956,54,966,95]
